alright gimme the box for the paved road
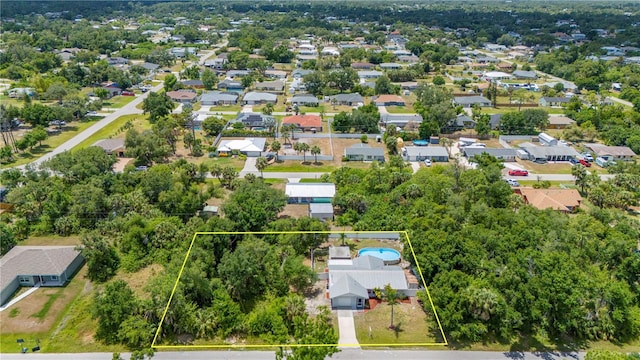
[0,349,586,360]
[29,83,162,168]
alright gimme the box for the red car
[508,169,529,176]
[579,159,592,167]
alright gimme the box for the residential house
[284,114,322,132]
[453,95,492,108]
[328,253,413,310]
[217,138,266,157]
[218,79,244,91]
[291,94,319,107]
[166,90,198,104]
[227,70,251,79]
[107,57,129,66]
[512,70,538,80]
[292,69,314,79]
[358,70,384,79]
[463,147,518,162]
[242,92,278,105]
[373,94,405,106]
[548,116,575,129]
[101,86,122,99]
[380,113,423,129]
[344,144,385,162]
[490,114,503,130]
[92,139,126,157]
[181,79,204,89]
[539,96,571,107]
[236,112,275,129]
[398,55,420,64]
[583,143,636,162]
[444,114,476,132]
[200,91,239,106]
[265,70,287,79]
[397,82,419,92]
[519,142,579,161]
[139,62,160,74]
[7,88,36,99]
[483,71,514,81]
[1,246,85,306]
[351,62,375,70]
[325,93,364,106]
[254,80,285,92]
[285,183,335,204]
[402,146,449,162]
[516,188,582,213]
[380,62,401,70]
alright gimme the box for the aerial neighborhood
[1,1,640,360]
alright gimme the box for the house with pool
[326,246,419,310]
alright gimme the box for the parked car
[85,111,98,116]
[533,158,548,164]
[424,159,432,167]
[508,169,529,176]
[579,159,592,167]
[506,179,520,186]
[569,157,578,165]
[121,91,135,96]
[135,166,148,171]
[582,152,594,161]
[50,120,66,126]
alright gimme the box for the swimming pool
[413,140,429,146]
[358,247,401,265]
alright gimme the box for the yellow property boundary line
[151,231,448,349]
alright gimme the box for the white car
[506,179,520,187]
[424,159,432,167]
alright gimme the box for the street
[0,349,586,360]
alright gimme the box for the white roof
[218,138,265,152]
[285,183,335,198]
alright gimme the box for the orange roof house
[282,114,322,132]
[516,188,582,213]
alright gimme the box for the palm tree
[571,164,588,194]
[383,283,399,329]
[255,156,268,177]
[270,140,281,161]
[299,142,310,163]
[311,145,321,164]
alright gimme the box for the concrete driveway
[337,310,360,349]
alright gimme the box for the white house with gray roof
[328,253,413,310]
[463,147,518,162]
[242,92,278,105]
[344,144,385,162]
[325,93,364,106]
[519,142,579,161]
[200,91,239,105]
[453,95,492,108]
[402,146,449,162]
[1,246,84,305]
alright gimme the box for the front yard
[354,300,437,346]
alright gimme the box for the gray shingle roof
[1,246,83,289]
[453,96,492,105]
[345,144,384,156]
[463,147,518,158]
[330,274,368,299]
[243,92,278,102]
[200,91,238,103]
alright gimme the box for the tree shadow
[391,322,404,339]
[313,161,324,166]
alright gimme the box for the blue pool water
[358,247,401,264]
[413,140,429,146]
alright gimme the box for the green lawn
[354,301,436,346]
[263,160,336,173]
[103,95,136,109]
[385,106,416,114]
[73,114,142,151]
[1,121,98,168]
[202,156,246,170]
[207,105,242,113]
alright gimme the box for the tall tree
[80,232,120,283]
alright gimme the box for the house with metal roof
[463,147,518,162]
[402,146,449,162]
[325,93,364,106]
[217,138,266,157]
[291,94,319,107]
[519,142,579,161]
[453,95,492,108]
[309,203,334,221]
[285,182,335,204]
[328,254,412,310]
[1,246,84,305]
[344,144,385,162]
[242,91,278,105]
[200,91,239,105]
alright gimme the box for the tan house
[166,90,197,103]
[547,115,576,129]
[516,188,582,213]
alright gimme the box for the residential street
[0,349,586,360]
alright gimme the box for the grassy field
[103,95,136,109]
[354,301,436,346]
[263,160,336,173]
[519,161,574,175]
[201,156,247,170]
[207,104,242,113]
[385,106,416,114]
[73,114,143,151]
[1,121,98,168]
